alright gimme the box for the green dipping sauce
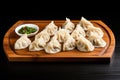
[18,26,37,34]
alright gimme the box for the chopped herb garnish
[18,26,37,34]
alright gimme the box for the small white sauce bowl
[15,23,39,37]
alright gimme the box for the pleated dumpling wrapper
[14,34,31,49]
[62,17,75,33]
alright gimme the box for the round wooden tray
[3,20,115,62]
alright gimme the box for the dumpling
[63,36,76,51]
[71,24,86,40]
[75,24,86,37]
[44,21,58,36]
[62,17,75,33]
[29,37,46,51]
[79,17,94,30]
[14,34,31,49]
[76,35,94,52]
[87,34,106,47]
[35,29,50,42]
[44,35,61,54]
[56,27,70,43]
[86,27,104,38]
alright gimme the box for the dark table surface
[0,11,120,80]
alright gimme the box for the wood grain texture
[3,20,115,62]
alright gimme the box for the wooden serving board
[3,20,115,62]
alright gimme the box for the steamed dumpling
[44,35,61,54]
[56,27,70,43]
[75,24,86,37]
[86,27,104,38]
[76,35,94,52]
[71,24,86,40]
[63,36,76,51]
[35,29,50,42]
[44,21,58,36]
[79,17,94,30]
[14,34,31,49]
[62,17,75,33]
[29,37,46,51]
[87,34,106,47]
